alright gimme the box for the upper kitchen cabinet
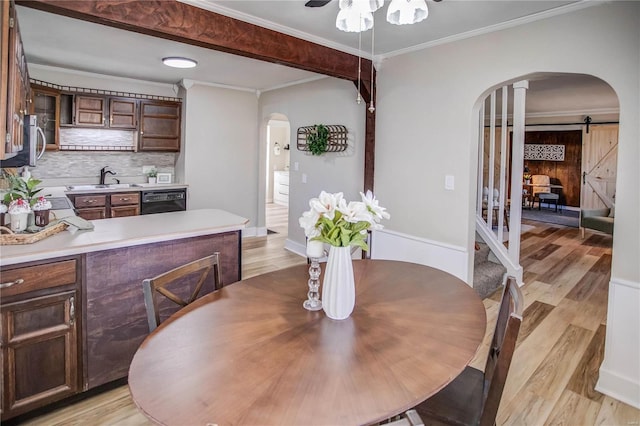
[139,100,181,152]
[1,0,30,160]
[75,95,106,127]
[74,95,138,129]
[109,98,137,129]
[31,84,60,150]
[26,79,182,152]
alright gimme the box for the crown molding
[379,1,604,60]
[178,0,369,59]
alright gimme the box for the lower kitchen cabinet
[0,257,82,421]
[68,192,140,220]
[71,194,107,221]
[109,192,140,218]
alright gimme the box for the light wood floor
[13,218,640,425]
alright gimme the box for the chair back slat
[142,253,221,332]
[479,276,523,426]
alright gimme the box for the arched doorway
[471,73,626,423]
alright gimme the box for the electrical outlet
[142,165,156,174]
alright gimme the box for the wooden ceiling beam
[17,0,376,192]
[16,0,371,82]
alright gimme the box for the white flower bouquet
[299,190,390,251]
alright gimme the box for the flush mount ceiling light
[162,57,198,68]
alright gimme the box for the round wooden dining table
[128,259,487,426]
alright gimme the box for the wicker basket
[0,222,68,245]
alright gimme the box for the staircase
[473,240,506,299]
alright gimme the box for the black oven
[140,189,187,215]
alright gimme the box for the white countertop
[63,183,188,194]
[1,209,248,267]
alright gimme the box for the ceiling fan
[305,0,441,6]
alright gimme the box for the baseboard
[596,366,640,409]
[285,238,306,258]
[596,277,640,409]
[370,229,469,283]
[242,227,267,238]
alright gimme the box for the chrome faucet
[100,166,116,185]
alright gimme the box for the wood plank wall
[524,130,582,207]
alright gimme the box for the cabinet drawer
[0,259,77,298]
[110,192,140,206]
[74,195,106,208]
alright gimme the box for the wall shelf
[297,125,348,153]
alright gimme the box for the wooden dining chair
[397,276,523,426]
[142,253,222,332]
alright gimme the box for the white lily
[337,199,373,224]
[309,191,343,220]
[360,190,390,222]
[299,190,389,249]
[298,209,321,238]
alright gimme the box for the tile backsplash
[59,128,136,151]
[30,151,177,187]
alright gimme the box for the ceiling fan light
[162,57,198,68]
[336,8,374,32]
[339,0,384,13]
[386,0,429,25]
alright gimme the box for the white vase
[148,177,157,184]
[322,245,355,320]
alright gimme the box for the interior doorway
[265,115,291,235]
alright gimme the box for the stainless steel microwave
[0,115,46,168]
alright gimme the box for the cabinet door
[139,100,181,152]
[109,98,137,129]
[2,1,29,158]
[76,207,107,221]
[0,0,9,160]
[75,95,106,127]
[31,86,60,150]
[1,291,79,420]
[110,204,140,218]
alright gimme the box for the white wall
[376,2,639,407]
[258,77,366,246]
[181,83,259,227]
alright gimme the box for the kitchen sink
[67,183,143,190]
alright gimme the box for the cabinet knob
[0,278,24,289]
[121,198,130,201]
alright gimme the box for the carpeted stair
[473,241,506,299]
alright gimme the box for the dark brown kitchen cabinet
[31,85,60,150]
[0,257,82,421]
[109,98,137,129]
[71,194,107,221]
[1,0,30,160]
[109,192,140,218]
[75,95,106,127]
[139,100,181,152]
[68,192,140,220]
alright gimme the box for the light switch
[445,175,455,191]
[294,162,299,171]
[302,173,307,184]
